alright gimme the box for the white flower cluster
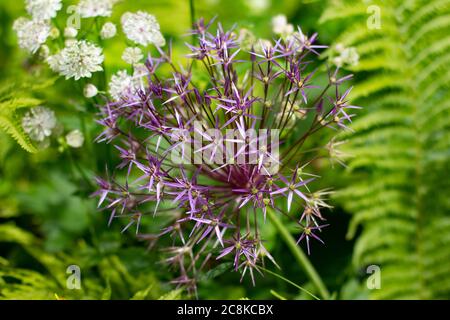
[78,0,119,18]
[13,17,50,54]
[272,14,294,36]
[108,70,139,101]
[246,0,270,13]
[14,1,165,105]
[13,0,65,54]
[25,0,62,21]
[121,11,165,47]
[47,40,104,80]
[22,106,56,142]
[122,47,143,65]
[332,43,359,68]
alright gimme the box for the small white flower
[47,40,104,80]
[272,15,287,33]
[246,0,269,13]
[331,45,359,67]
[271,14,293,35]
[78,0,117,18]
[22,106,56,142]
[122,47,143,65]
[121,11,165,47]
[64,27,78,38]
[66,129,85,148]
[341,47,359,66]
[108,70,139,101]
[13,17,50,54]
[25,0,62,21]
[100,22,117,39]
[84,83,98,98]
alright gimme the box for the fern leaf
[322,0,450,299]
[0,115,37,153]
[0,80,48,152]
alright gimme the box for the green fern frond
[404,0,450,31]
[321,0,450,299]
[406,14,450,49]
[0,115,37,153]
[349,75,408,100]
[0,80,50,153]
[319,2,370,23]
[0,97,42,110]
[350,55,402,72]
[354,39,399,56]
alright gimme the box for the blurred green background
[1,0,449,300]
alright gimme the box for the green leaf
[158,289,183,300]
[131,284,153,300]
[0,223,36,246]
[323,0,450,299]
[0,115,37,153]
[0,76,54,152]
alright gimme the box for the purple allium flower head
[93,18,359,293]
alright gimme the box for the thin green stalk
[189,0,196,45]
[270,290,287,300]
[261,267,319,300]
[267,208,330,300]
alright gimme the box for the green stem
[270,290,287,300]
[189,0,196,45]
[261,268,319,300]
[267,208,330,300]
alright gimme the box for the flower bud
[100,22,117,39]
[84,84,98,98]
[66,129,84,148]
[64,27,78,38]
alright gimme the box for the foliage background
[0,0,448,299]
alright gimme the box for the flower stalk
[267,208,330,300]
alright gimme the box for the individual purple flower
[297,223,329,255]
[271,171,314,212]
[213,83,259,129]
[217,233,256,271]
[191,209,234,247]
[294,27,328,55]
[284,64,319,103]
[330,86,361,123]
